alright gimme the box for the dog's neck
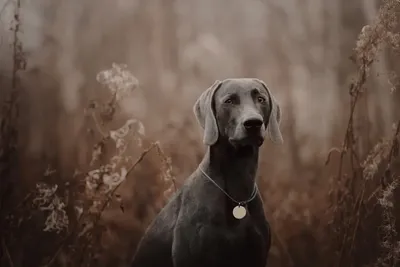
[199,140,259,203]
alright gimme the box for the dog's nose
[243,118,263,130]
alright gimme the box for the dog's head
[193,78,283,148]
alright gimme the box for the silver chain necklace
[199,167,258,220]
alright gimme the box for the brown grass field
[1,0,400,266]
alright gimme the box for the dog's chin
[229,135,264,149]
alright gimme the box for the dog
[129,78,283,267]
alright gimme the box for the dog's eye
[257,96,266,103]
[224,98,233,104]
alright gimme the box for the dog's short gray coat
[129,78,283,267]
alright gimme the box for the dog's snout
[243,118,263,130]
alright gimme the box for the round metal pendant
[232,205,247,219]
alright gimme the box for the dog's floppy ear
[254,79,283,144]
[193,80,223,146]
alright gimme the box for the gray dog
[129,78,283,267]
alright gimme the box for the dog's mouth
[229,125,266,148]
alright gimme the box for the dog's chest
[209,220,268,266]
[230,219,265,245]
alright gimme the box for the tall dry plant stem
[0,1,24,265]
[330,1,400,266]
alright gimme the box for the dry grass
[1,0,400,267]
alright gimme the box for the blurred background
[0,0,399,266]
